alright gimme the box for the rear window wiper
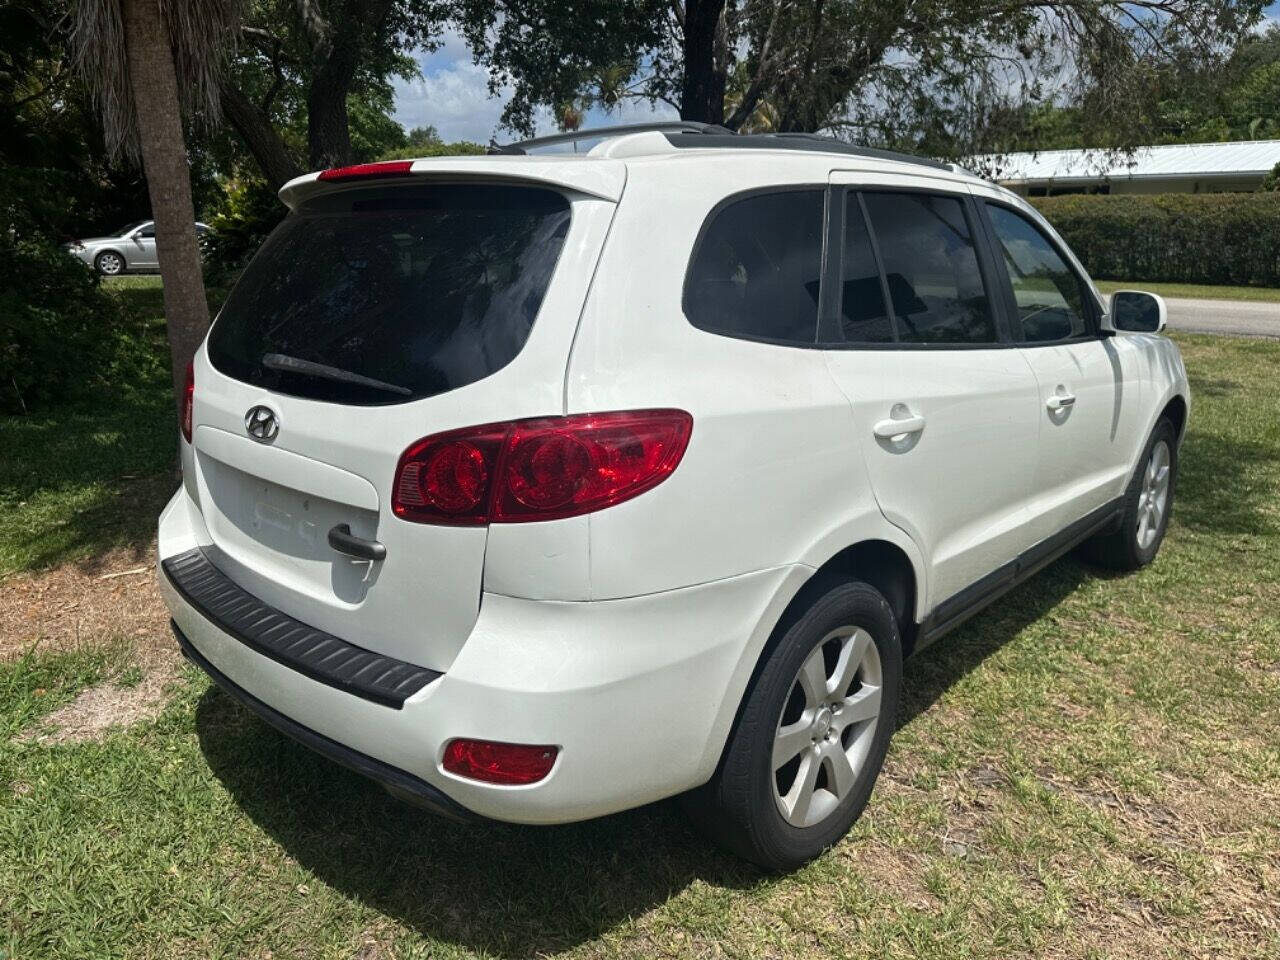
[261,353,413,397]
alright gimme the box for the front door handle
[873,413,926,439]
[1046,393,1077,412]
[328,523,386,562]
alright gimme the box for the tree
[1003,22,1280,155]
[219,0,447,190]
[69,0,240,417]
[457,0,663,136]
[1262,162,1280,192]
[483,0,1265,160]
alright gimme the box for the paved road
[1162,297,1280,338]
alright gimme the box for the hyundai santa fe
[158,122,1189,870]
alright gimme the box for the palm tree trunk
[122,0,211,419]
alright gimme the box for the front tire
[1083,417,1178,570]
[685,579,902,871]
[95,251,124,276]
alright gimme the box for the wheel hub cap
[813,707,834,740]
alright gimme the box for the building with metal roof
[994,140,1280,196]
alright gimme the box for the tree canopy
[473,0,1268,161]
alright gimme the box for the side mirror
[1106,290,1167,334]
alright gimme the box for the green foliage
[0,0,188,240]
[458,0,662,135]
[1261,162,1280,192]
[405,125,440,147]
[202,176,287,284]
[376,137,487,160]
[0,278,225,574]
[1010,25,1280,154]
[0,169,159,414]
[1033,192,1280,286]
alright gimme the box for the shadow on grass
[195,689,761,957]
[193,552,1110,956]
[0,390,179,574]
[1175,428,1276,537]
[0,276,194,575]
[898,556,1095,726]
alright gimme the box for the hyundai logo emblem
[244,405,279,442]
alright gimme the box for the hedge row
[1031,192,1280,287]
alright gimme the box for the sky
[394,5,1280,145]
[390,28,674,146]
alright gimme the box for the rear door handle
[873,414,926,439]
[1046,393,1076,412]
[328,523,386,562]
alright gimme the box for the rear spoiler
[279,156,627,209]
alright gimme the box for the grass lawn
[1093,279,1280,303]
[0,277,222,577]
[2,333,1278,959]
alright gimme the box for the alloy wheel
[1136,439,1171,550]
[772,626,882,828]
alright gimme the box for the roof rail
[490,121,732,155]
[662,131,950,170]
[488,122,949,173]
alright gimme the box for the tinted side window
[685,190,824,344]
[986,205,1090,343]
[861,193,995,344]
[840,195,893,343]
[138,225,156,238]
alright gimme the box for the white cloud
[393,57,510,144]
[392,29,557,145]
[393,29,679,145]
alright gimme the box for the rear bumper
[172,620,473,821]
[158,487,808,824]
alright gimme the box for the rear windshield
[207,184,571,404]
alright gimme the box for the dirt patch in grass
[15,660,180,745]
[838,842,942,910]
[2,541,180,743]
[0,541,171,664]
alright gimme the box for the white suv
[158,123,1189,870]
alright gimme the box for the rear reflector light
[443,739,558,785]
[392,410,693,525]
[180,361,194,443]
[316,160,414,182]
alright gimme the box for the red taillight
[442,739,558,785]
[392,410,693,525]
[316,160,414,182]
[180,361,194,443]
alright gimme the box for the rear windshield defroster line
[207,184,572,405]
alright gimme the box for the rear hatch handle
[328,524,387,562]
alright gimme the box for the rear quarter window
[207,184,571,404]
[683,190,824,345]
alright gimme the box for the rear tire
[685,579,902,872]
[1082,417,1178,571]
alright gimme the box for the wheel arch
[1160,393,1188,444]
[786,539,921,656]
[695,534,922,789]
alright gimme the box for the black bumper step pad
[162,548,440,708]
